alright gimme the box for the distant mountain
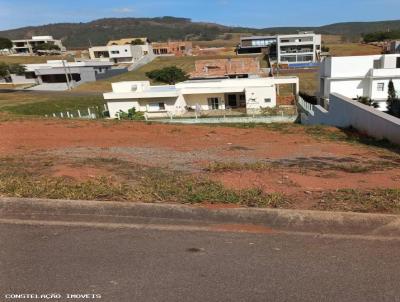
[0,16,400,48]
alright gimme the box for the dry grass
[277,71,318,95]
[0,156,288,208]
[0,55,73,64]
[206,158,397,174]
[325,43,382,56]
[321,35,343,44]
[315,189,400,214]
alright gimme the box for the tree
[34,43,60,52]
[388,79,396,101]
[8,63,26,75]
[131,39,144,45]
[0,62,9,79]
[146,66,188,85]
[0,62,26,80]
[387,79,400,117]
[321,45,330,52]
[0,37,12,50]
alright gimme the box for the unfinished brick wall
[152,41,193,56]
[277,95,296,106]
[190,57,261,78]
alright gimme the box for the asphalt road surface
[1,220,400,302]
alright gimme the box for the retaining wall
[301,93,400,145]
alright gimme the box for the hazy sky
[0,0,399,30]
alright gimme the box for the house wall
[190,58,260,78]
[10,74,37,84]
[371,78,400,100]
[320,55,400,102]
[108,101,140,118]
[327,79,367,99]
[107,97,182,118]
[184,93,226,110]
[245,86,277,111]
[152,41,192,56]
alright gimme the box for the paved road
[1,220,400,302]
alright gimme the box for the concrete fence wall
[128,54,156,72]
[95,67,128,80]
[149,115,297,124]
[301,93,400,145]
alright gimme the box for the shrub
[118,107,144,120]
[357,96,379,108]
[146,66,188,84]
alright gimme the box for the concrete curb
[1,197,400,237]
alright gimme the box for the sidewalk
[1,197,400,239]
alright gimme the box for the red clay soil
[212,170,400,194]
[0,120,377,158]
[51,164,111,181]
[0,119,399,195]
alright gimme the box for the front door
[208,97,219,110]
[227,94,237,108]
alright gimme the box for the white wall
[302,93,400,145]
[184,93,226,110]
[328,79,367,99]
[245,86,276,109]
[108,100,140,118]
[330,56,375,78]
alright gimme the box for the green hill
[1,17,400,48]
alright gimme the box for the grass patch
[0,55,73,65]
[325,43,382,56]
[315,189,400,214]
[206,158,398,174]
[0,95,104,116]
[0,156,289,208]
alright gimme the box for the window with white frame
[377,83,385,92]
[207,97,219,110]
[148,102,166,111]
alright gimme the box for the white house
[319,54,400,111]
[10,60,116,88]
[276,32,321,65]
[11,36,66,55]
[89,38,153,64]
[104,77,299,118]
[237,32,321,66]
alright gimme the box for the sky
[0,0,399,30]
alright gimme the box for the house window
[377,83,385,91]
[148,102,166,111]
[397,57,400,68]
[208,97,219,110]
[264,98,272,103]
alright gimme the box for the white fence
[45,104,108,119]
[300,93,400,145]
[298,96,314,114]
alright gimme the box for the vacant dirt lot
[0,119,399,213]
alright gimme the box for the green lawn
[0,93,104,117]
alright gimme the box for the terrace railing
[297,96,314,115]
